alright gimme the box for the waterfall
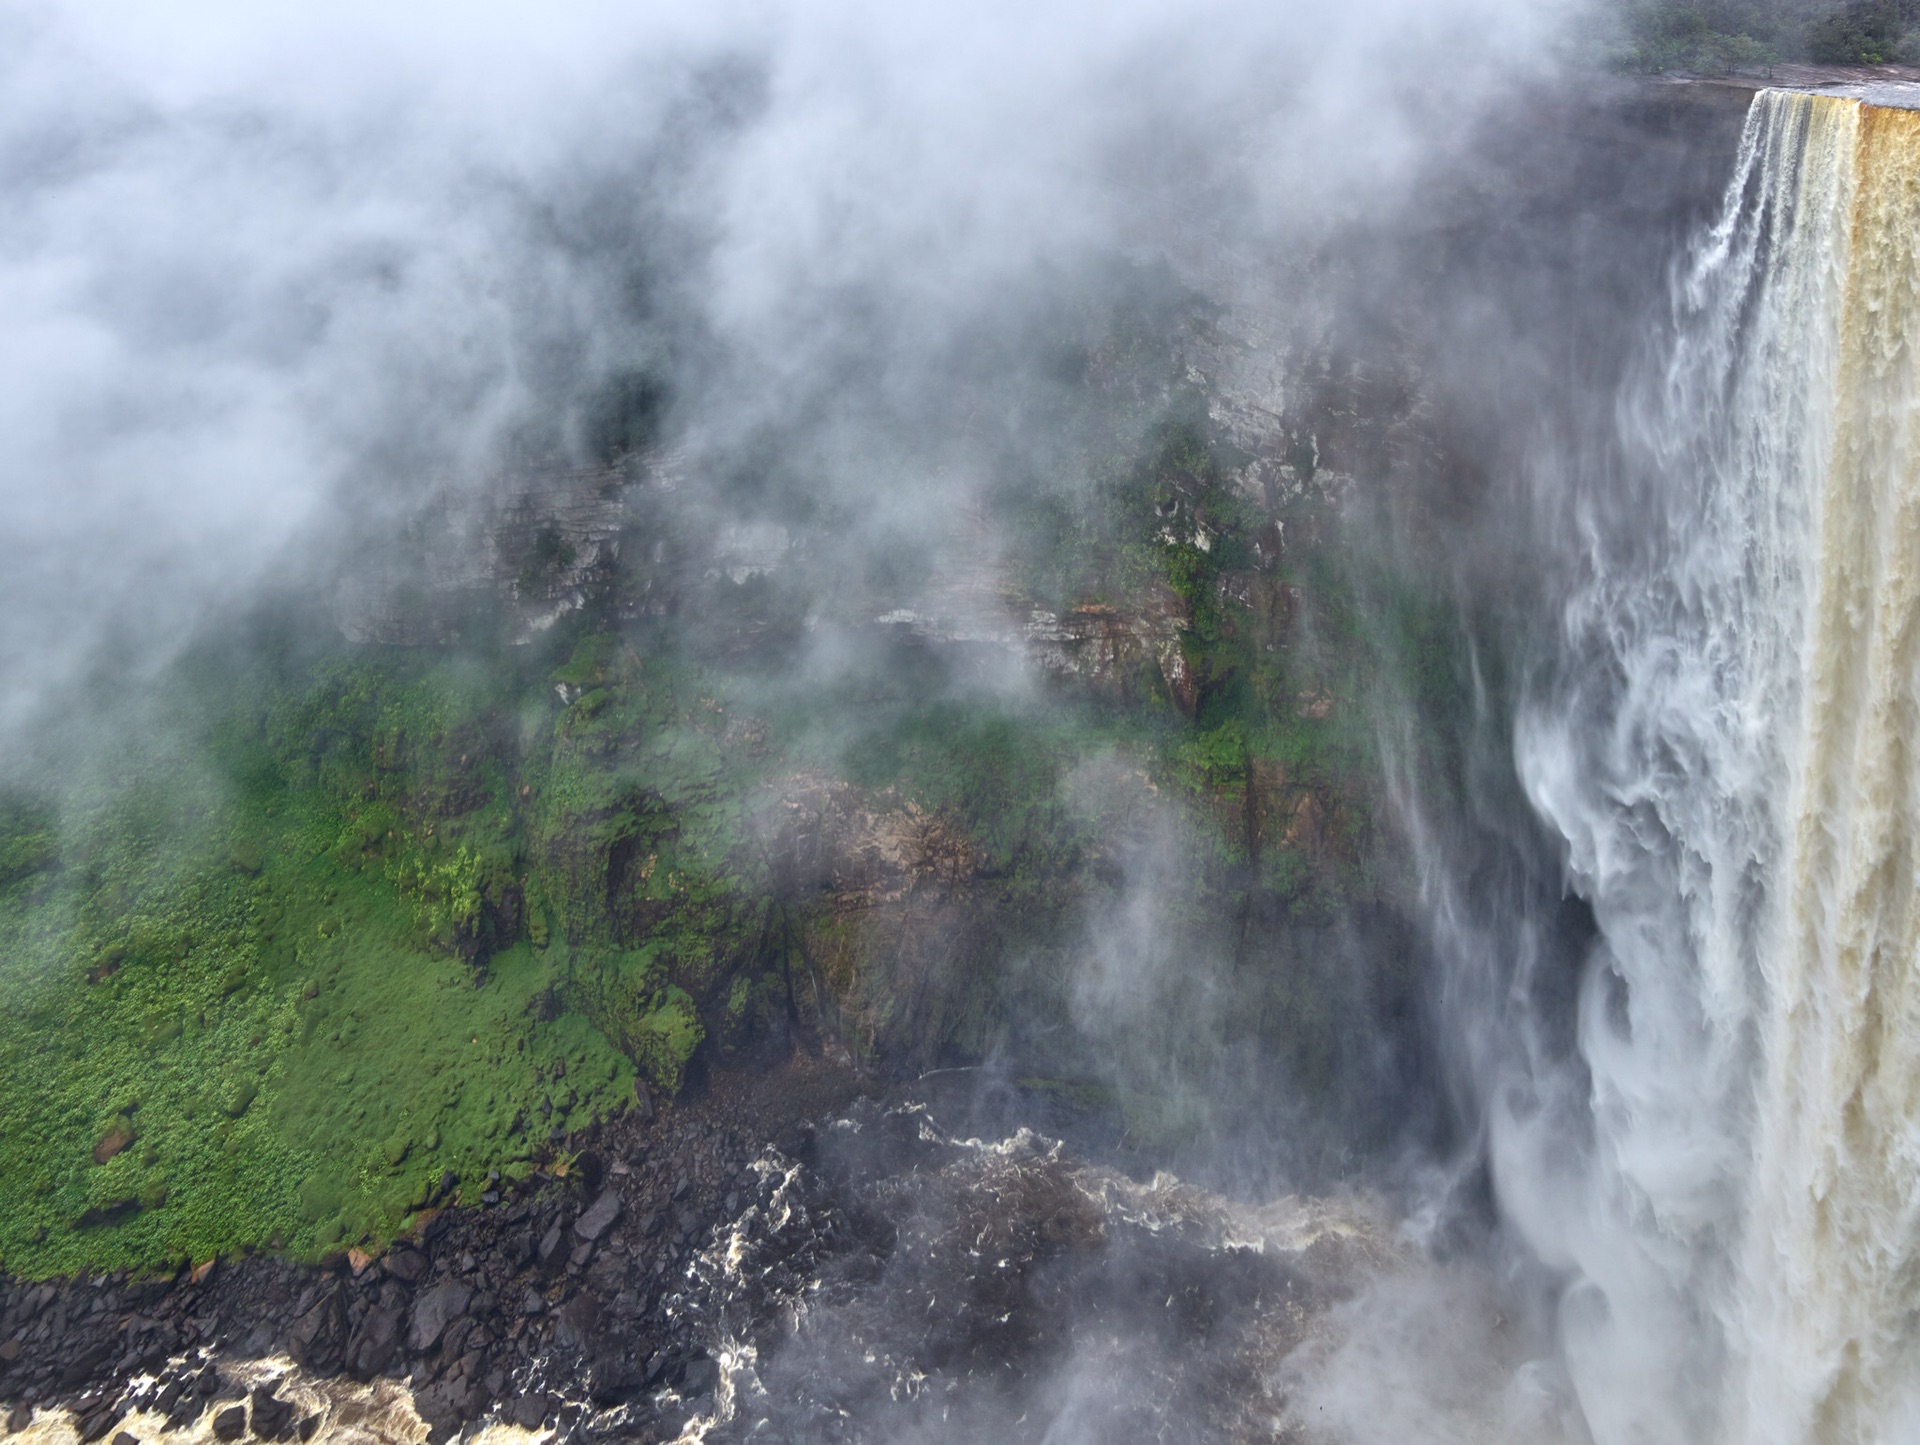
[1499,90,1920,1445]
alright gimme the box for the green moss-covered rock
[581,948,705,1094]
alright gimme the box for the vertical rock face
[283,80,1743,1154]
[1023,590,1192,707]
[0,59,1772,1350]
[322,90,1746,692]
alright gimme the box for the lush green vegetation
[0,642,643,1277]
[1607,0,1920,72]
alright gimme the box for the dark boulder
[287,1290,346,1372]
[59,1340,115,1390]
[75,1405,121,1444]
[381,1248,429,1285]
[588,1333,647,1405]
[413,1379,476,1445]
[553,1294,600,1352]
[248,1385,295,1441]
[407,1283,472,1354]
[681,1356,720,1396]
[344,1304,402,1380]
[508,1393,551,1430]
[574,1192,622,1242]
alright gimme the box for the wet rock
[248,1385,295,1441]
[296,1414,321,1442]
[680,1356,719,1396]
[413,1380,475,1445]
[508,1393,550,1430]
[165,1384,206,1429]
[587,1335,646,1404]
[59,1340,114,1389]
[381,1248,428,1286]
[287,1290,346,1372]
[75,1405,121,1444]
[7,1403,34,1434]
[110,1433,139,1445]
[210,1405,246,1442]
[407,1283,472,1353]
[344,1303,402,1380]
[553,1295,600,1353]
[574,1191,622,1242]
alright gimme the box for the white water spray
[1504,89,1920,1445]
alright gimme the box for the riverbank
[0,1052,871,1444]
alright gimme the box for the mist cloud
[0,0,1585,749]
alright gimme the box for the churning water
[655,1099,1396,1445]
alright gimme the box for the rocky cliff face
[0,77,1763,1289]
[0,77,1792,1445]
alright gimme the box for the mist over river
[4,4,1920,1444]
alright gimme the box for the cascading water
[1499,90,1920,1445]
